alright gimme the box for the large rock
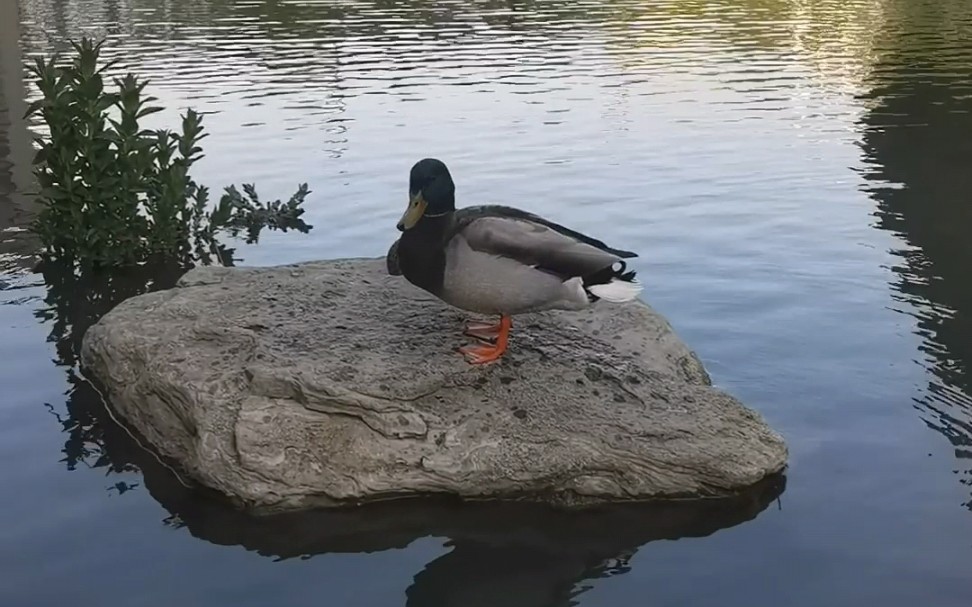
[79,256,787,514]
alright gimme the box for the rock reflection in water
[105,388,784,606]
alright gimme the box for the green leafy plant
[24,37,312,270]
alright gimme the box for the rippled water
[2,0,972,605]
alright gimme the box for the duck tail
[587,277,643,302]
[584,261,642,303]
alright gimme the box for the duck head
[397,158,456,231]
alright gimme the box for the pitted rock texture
[80,257,787,514]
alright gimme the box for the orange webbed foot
[459,315,511,364]
[458,342,506,364]
[463,319,501,343]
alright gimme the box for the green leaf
[136,105,164,119]
[26,35,313,270]
[23,99,44,119]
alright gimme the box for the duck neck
[399,212,452,295]
[413,211,452,240]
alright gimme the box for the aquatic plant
[24,37,312,270]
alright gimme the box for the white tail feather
[588,278,643,303]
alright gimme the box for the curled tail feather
[587,278,643,302]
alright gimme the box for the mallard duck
[394,158,642,364]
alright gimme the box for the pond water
[2,0,972,604]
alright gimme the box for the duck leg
[459,315,511,364]
[463,318,502,343]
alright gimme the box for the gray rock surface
[80,256,787,514]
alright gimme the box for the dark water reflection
[856,0,972,509]
[4,0,972,604]
[32,260,183,471]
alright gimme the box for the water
[2,0,972,604]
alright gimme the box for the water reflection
[32,259,185,471]
[14,0,888,154]
[0,0,37,273]
[857,0,972,508]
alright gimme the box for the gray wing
[454,207,634,280]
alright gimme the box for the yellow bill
[397,191,427,230]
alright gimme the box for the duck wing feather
[449,205,637,281]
